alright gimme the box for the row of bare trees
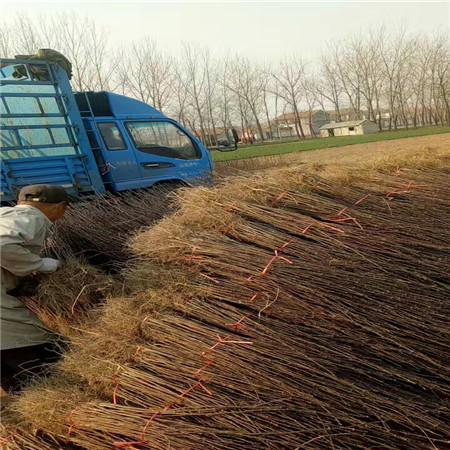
[1,14,449,144]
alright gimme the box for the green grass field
[210,126,450,163]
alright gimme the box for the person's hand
[40,258,62,273]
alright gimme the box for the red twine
[112,365,123,405]
[226,313,252,332]
[260,244,293,277]
[386,183,427,197]
[132,346,142,361]
[272,190,289,205]
[0,433,19,447]
[225,201,238,211]
[199,273,220,284]
[139,379,213,442]
[354,193,371,205]
[336,206,348,217]
[248,291,261,304]
[193,359,214,378]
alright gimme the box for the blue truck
[0,58,216,203]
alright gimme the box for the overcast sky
[1,2,449,60]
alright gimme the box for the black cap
[18,184,70,204]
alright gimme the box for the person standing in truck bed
[0,184,68,394]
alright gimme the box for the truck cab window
[97,122,126,151]
[126,121,200,160]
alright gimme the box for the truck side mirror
[216,140,237,152]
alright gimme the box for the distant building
[272,110,330,137]
[320,120,379,137]
[326,108,366,122]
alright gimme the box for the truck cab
[75,92,213,192]
[0,58,213,202]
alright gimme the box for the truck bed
[0,59,104,202]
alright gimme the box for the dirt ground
[215,133,450,176]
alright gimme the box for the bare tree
[119,38,174,113]
[2,12,449,135]
[177,44,210,145]
[202,49,221,147]
[315,52,344,121]
[226,56,265,141]
[303,77,320,137]
[271,56,308,138]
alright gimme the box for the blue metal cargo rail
[0,59,105,201]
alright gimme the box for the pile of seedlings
[2,149,449,449]
[42,185,177,268]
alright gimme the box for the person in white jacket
[1,184,69,393]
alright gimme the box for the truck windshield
[126,122,200,160]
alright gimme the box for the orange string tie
[272,190,288,205]
[139,380,214,442]
[162,399,180,412]
[248,291,261,304]
[113,440,154,448]
[112,365,123,405]
[199,273,220,284]
[132,346,142,361]
[336,206,348,217]
[1,433,19,447]
[187,246,203,262]
[261,249,293,276]
[225,201,238,211]
[178,379,210,400]
[214,334,254,346]
[354,193,371,205]
[66,424,76,439]
[331,217,364,230]
[217,335,254,345]
[65,405,81,440]
[386,189,408,197]
[198,380,214,396]
[226,313,252,332]
[218,226,233,234]
[201,334,253,357]
[279,241,292,250]
[405,183,427,189]
[142,315,151,325]
[318,222,345,234]
[201,334,232,357]
[301,223,314,235]
[141,411,161,440]
[193,359,214,378]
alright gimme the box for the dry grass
[43,185,177,269]
[20,259,119,337]
[214,132,450,176]
[2,138,450,449]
